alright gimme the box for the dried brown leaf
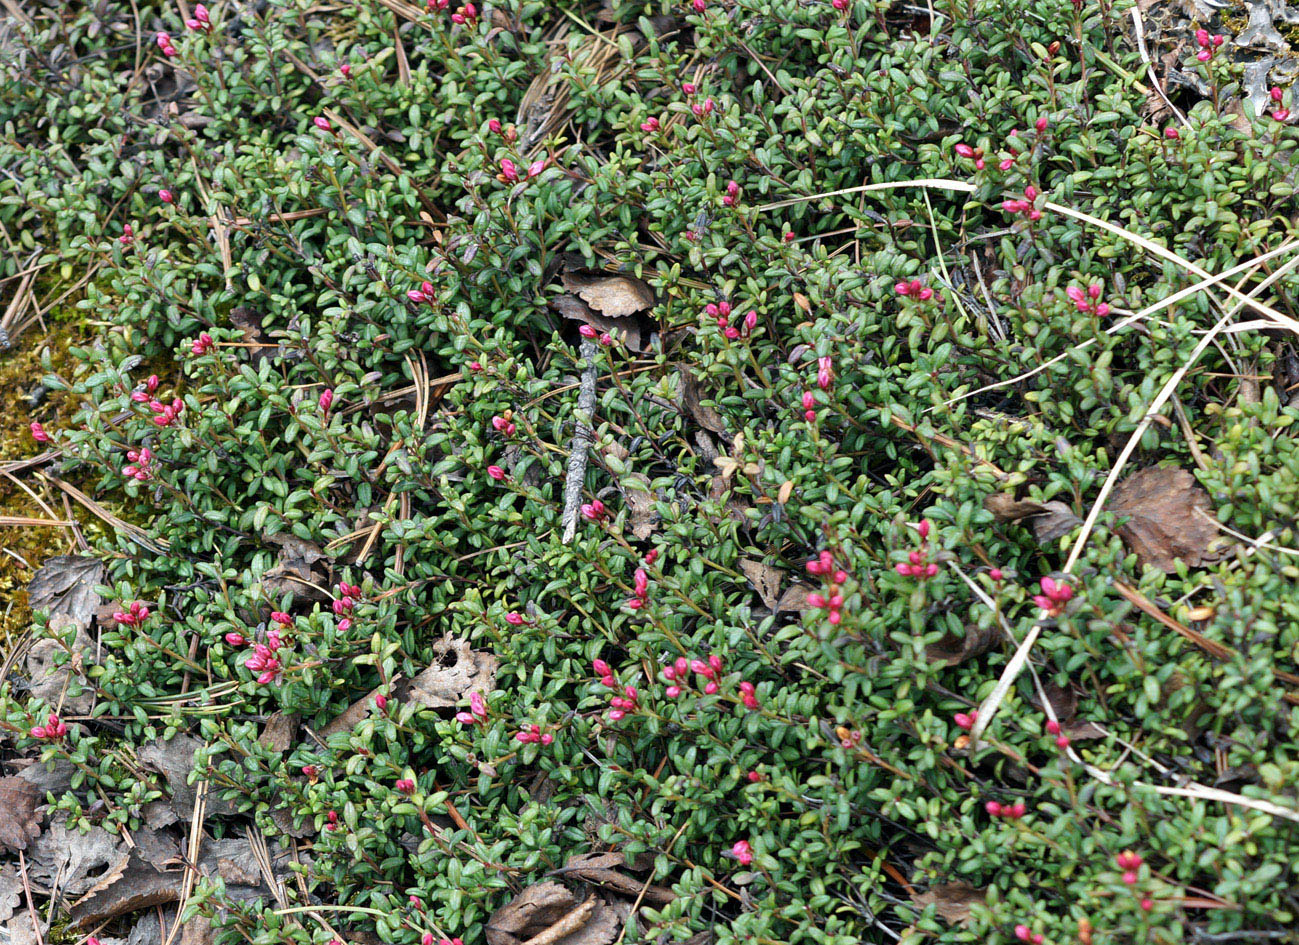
[911,881,986,927]
[550,294,648,353]
[486,881,577,945]
[138,735,238,820]
[677,368,727,435]
[560,271,654,318]
[322,636,498,735]
[774,584,817,614]
[622,475,658,540]
[739,559,784,611]
[24,615,96,714]
[0,777,42,853]
[984,494,1081,543]
[554,853,675,904]
[28,555,102,625]
[258,711,299,752]
[29,814,128,897]
[263,533,329,601]
[926,624,1001,666]
[69,853,177,929]
[1105,467,1217,572]
[1061,719,1106,741]
[1033,681,1078,724]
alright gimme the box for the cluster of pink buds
[491,411,516,436]
[805,551,850,625]
[682,83,716,118]
[516,723,554,745]
[722,181,740,206]
[156,32,177,56]
[271,611,292,627]
[124,446,154,481]
[953,709,978,731]
[729,840,753,865]
[627,564,651,610]
[639,116,660,134]
[1033,576,1073,618]
[29,421,51,443]
[704,300,758,340]
[449,3,477,24]
[580,497,607,522]
[663,653,721,696]
[130,374,160,403]
[1271,87,1291,122]
[1013,925,1045,944]
[428,0,449,8]
[1193,29,1224,62]
[114,600,151,626]
[334,582,361,632]
[185,4,212,31]
[607,685,639,720]
[302,764,320,782]
[894,279,936,302]
[578,324,614,345]
[244,632,283,684]
[119,224,135,246]
[407,281,436,305]
[1002,185,1043,221]
[832,0,848,9]
[1065,283,1110,317]
[325,809,339,831]
[1116,849,1144,885]
[395,777,416,794]
[421,937,464,945]
[191,332,214,355]
[456,692,488,725]
[985,799,1028,820]
[319,388,334,413]
[895,519,939,579]
[149,397,184,427]
[30,713,68,740]
[1045,718,1070,749]
[497,158,546,183]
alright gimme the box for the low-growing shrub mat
[2,1,1299,944]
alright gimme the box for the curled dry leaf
[486,882,625,945]
[983,494,1081,544]
[27,555,103,625]
[0,777,42,853]
[29,813,128,897]
[1105,467,1218,572]
[550,294,649,353]
[559,269,654,319]
[677,368,728,435]
[262,533,329,601]
[552,852,675,904]
[258,711,299,752]
[138,734,238,820]
[925,623,1001,666]
[910,881,987,928]
[739,559,784,611]
[322,635,498,735]
[25,615,96,714]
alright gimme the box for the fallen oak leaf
[983,494,1081,544]
[910,881,987,928]
[925,623,1001,666]
[677,368,728,435]
[27,555,103,625]
[1105,467,1218,572]
[559,270,654,318]
[551,853,675,904]
[486,881,577,945]
[739,559,784,611]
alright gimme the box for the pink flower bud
[985,801,1002,817]
[314,116,332,132]
[505,611,524,625]
[29,421,50,443]
[1164,127,1179,139]
[730,840,753,864]
[339,64,351,77]
[1035,116,1048,132]
[579,324,597,338]
[488,118,502,133]
[954,143,975,158]
[318,388,333,412]
[159,189,174,204]
[374,694,387,710]
[487,465,505,480]
[225,632,245,646]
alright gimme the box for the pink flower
[314,116,332,133]
[1033,575,1074,617]
[499,159,519,182]
[339,64,351,78]
[191,332,213,355]
[505,611,525,625]
[374,693,388,710]
[1035,115,1048,133]
[730,840,753,865]
[1164,127,1180,139]
[271,611,292,626]
[953,710,977,731]
[816,355,833,390]
[29,421,50,443]
[456,691,488,725]
[640,117,660,133]
[580,498,606,522]
[194,4,210,25]
[1274,108,1292,122]
[119,223,135,245]
[319,388,334,412]
[395,778,415,794]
